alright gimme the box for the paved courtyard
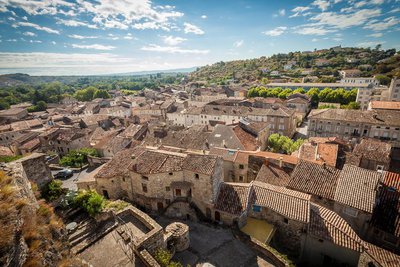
[156,217,275,267]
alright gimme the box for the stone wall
[302,234,360,266]
[334,202,371,239]
[15,153,52,187]
[249,208,306,258]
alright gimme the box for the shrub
[154,249,184,267]
[41,180,65,201]
[268,134,305,154]
[60,148,99,168]
[73,190,104,217]
[0,155,23,163]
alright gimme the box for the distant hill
[189,46,398,84]
[0,67,196,87]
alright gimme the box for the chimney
[322,162,326,169]
[264,158,269,167]
[223,139,226,148]
[279,156,283,168]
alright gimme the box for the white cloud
[364,16,399,31]
[367,32,383,37]
[279,9,286,16]
[357,41,386,47]
[309,8,381,29]
[72,44,116,50]
[292,6,310,13]
[76,0,183,31]
[23,31,37,37]
[51,41,56,45]
[312,38,319,42]
[163,35,187,45]
[133,21,170,31]
[233,40,244,48]
[141,44,209,54]
[6,39,17,42]
[29,40,42,43]
[68,34,98,39]
[8,17,15,21]
[201,15,207,19]
[183,23,205,35]
[14,22,60,34]
[312,0,330,11]
[296,26,336,35]
[56,18,98,29]
[263,26,287,36]
[0,0,74,16]
[123,33,134,40]
[22,16,28,21]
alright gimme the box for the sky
[0,0,399,76]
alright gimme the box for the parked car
[54,169,73,179]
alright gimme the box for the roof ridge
[253,181,310,201]
[312,204,365,250]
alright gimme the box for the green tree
[375,75,391,86]
[278,88,292,99]
[268,134,305,154]
[247,88,259,98]
[74,190,104,217]
[93,89,111,99]
[41,180,64,201]
[306,88,319,105]
[60,148,99,168]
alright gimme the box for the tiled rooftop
[214,183,251,216]
[370,171,400,238]
[309,203,364,252]
[288,160,341,200]
[250,181,311,223]
[334,164,381,213]
[255,163,291,187]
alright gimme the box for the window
[343,206,358,217]
[279,124,285,130]
[122,177,125,182]
[283,218,289,224]
[166,186,170,191]
[142,175,149,181]
[166,199,171,205]
[195,173,199,179]
[239,164,244,169]
[239,176,244,182]
[142,183,148,193]
[175,189,181,196]
[169,172,173,176]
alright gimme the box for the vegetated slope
[189,46,398,84]
[0,167,79,267]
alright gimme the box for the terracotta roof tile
[309,203,364,252]
[334,164,381,213]
[366,243,400,267]
[289,160,340,200]
[215,183,251,216]
[250,181,310,222]
[371,171,400,237]
[183,154,218,175]
[255,163,291,187]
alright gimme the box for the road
[52,166,100,191]
[294,119,308,140]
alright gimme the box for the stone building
[349,138,392,171]
[288,160,341,209]
[333,164,382,238]
[248,181,310,257]
[167,104,297,137]
[93,147,224,217]
[308,109,400,147]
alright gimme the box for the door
[175,189,181,197]
[215,211,221,222]
[157,202,164,212]
[206,208,211,219]
[102,190,109,199]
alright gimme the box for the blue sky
[0,0,399,75]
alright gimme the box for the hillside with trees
[189,46,398,85]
